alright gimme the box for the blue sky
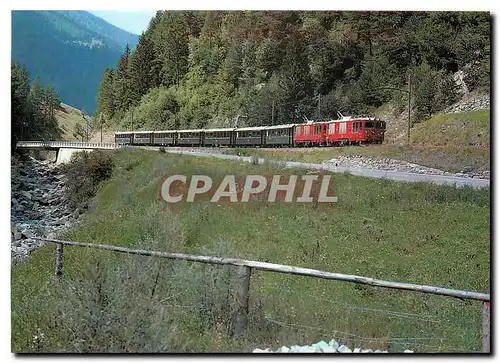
[90,11,157,35]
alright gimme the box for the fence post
[54,243,64,280]
[234,265,251,338]
[483,301,490,353]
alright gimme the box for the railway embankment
[11,155,79,264]
[324,154,490,179]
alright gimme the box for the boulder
[328,339,340,350]
[21,229,34,239]
[338,345,352,353]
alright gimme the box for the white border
[2,2,497,363]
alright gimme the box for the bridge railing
[16,140,117,149]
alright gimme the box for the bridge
[16,140,118,164]
[16,140,117,150]
[15,140,490,188]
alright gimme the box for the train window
[339,122,347,134]
[329,124,334,134]
[295,127,301,136]
[352,122,359,133]
[365,122,375,128]
[304,127,309,136]
[314,125,321,135]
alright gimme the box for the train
[114,116,386,148]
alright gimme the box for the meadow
[11,148,490,352]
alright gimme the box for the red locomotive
[292,116,386,146]
[323,116,386,146]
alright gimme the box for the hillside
[11,10,139,114]
[56,103,91,141]
[410,109,489,147]
[94,11,490,133]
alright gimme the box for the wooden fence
[35,237,491,353]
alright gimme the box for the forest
[95,11,490,131]
[11,61,62,146]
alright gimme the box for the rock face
[444,94,490,114]
[11,154,78,265]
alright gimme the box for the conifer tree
[130,34,155,104]
[153,12,189,87]
[96,68,116,118]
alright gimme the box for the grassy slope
[410,110,490,147]
[55,103,86,140]
[12,149,490,352]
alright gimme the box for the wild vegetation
[95,11,490,131]
[59,150,115,210]
[12,149,489,352]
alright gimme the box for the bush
[61,150,115,210]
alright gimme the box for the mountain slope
[11,10,139,114]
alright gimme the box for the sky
[90,11,157,35]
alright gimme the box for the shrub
[61,150,115,210]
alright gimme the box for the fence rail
[35,237,491,353]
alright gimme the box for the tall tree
[42,85,60,120]
[11,61,31,144]
[129,34,156,105]
[279,30,314,122]
[96,68,116,118]
[153,12,190,87]
[114,44,133,115]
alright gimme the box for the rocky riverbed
[11,154,78,265]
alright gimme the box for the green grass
[411,110,490,147]
[11,148,490,352]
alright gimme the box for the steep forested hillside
[95,11,490,132]
[12,11,139,114]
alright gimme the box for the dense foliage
[96,11,490,131]
[60,150,115,210]
[11,61,62,146]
